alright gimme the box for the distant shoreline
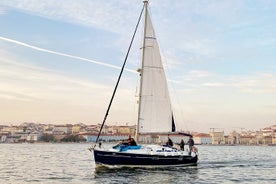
[1,142,275,146]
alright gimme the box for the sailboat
[91,0,198,167]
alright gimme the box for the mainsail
[138,1,174,134]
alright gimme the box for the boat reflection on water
[93,164,199,183]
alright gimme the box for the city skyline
[0,0,276,133]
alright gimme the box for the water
[0,143,275,183]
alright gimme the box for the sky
[0,0,275,133]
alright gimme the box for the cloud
[232,73,276,94]
[0,0,145,58]
[178,70,211,83]
[0,6,6,15]
[203,82,226,87]
[188,70,211,78]
[0,48,110,100]
[202,73,276,94]
[0,48,138,124]
[1,0,276,128]
[2,0,273,68]
[0,0,229,66]
[0,0,140,33]
[174,69,276,96]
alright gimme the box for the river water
[0,143,275,183]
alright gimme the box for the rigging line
[164,60,188,132]
[92,4,145,148]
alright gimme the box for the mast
[135,0,148,141]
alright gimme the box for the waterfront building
[83,132,191,146]
[272,134,276,145]
[42,124,55,132]
[2,126,24,135]
[72,124,81,134]
[0,122,275,145]
[14,132,29,142]
[6,135,21,143]
[262,127,273,136]
[105,125,136,135]
[228,131,240,144]
[263,136,272,145]
[0,125,8,132]
[137,133,191,145]
[117,125,136,135]
[85,125,99,133]
[193,133,212,144]
[255,131,262,144]
[0,132,8,142]
[224,135,229,144]
[27,132,40,142]
[240,135,256,145]
[53,134,66,142]
[53,125,72,134]
[82,133,129,143]
[138,133,164,144]
[106,125,118,134]
[209,128,225,144]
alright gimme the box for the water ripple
[0,144,275,183]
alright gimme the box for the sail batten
[138,3,173,134]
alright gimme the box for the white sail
[138,3,173,134]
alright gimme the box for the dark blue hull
[93,149,198,167]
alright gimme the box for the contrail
[0,36,137,73]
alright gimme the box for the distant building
[6,135,21,143]
[240,135,256,145]
[263,136,272,145]
[209,128,224,144]
[228,131,240,144]
[14,132,29,142]
[193,133,211,144]
[53,134,66,142]
[106,125,136,135]
[272,134,276,145]
[1,122,275,145]
[27,132,41,142]
[138,133,164,144]
[53,125,72,134]
[85,125,99,134]
[0,132,8,142]
[72,124,81,134]
[138,133,191,145]
[2,126,24,135]
[262,127,273,136]
[82,133,129,143]
[118,125,136,135]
